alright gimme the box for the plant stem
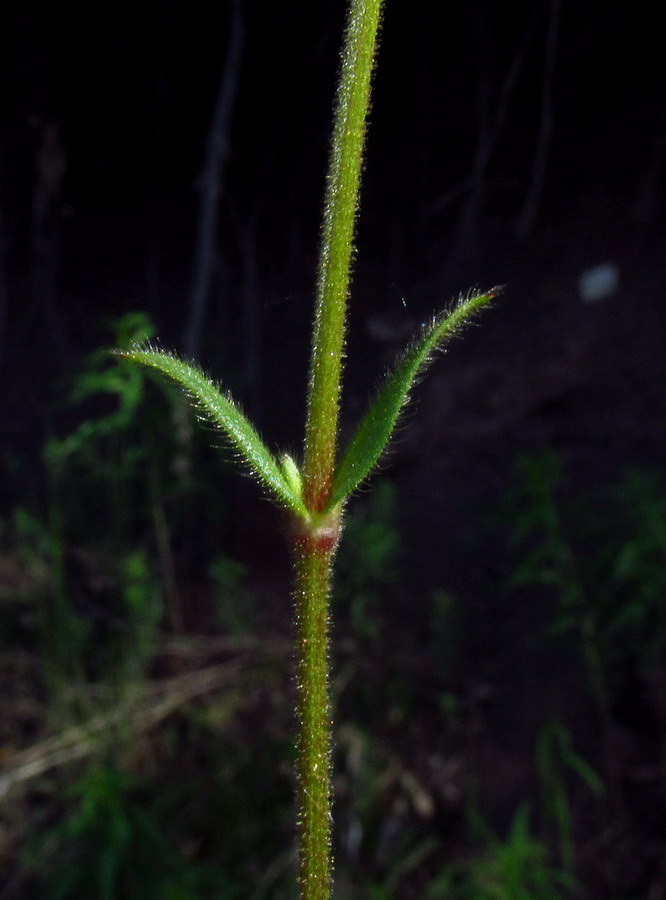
[292,515,340,899]
[293,1,383,897]
[303,0,384,513]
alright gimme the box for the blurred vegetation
[1,321,666,896]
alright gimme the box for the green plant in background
[503,451,620,809]
[503,452,666,817]
[328,718,599,898]
[423,723,601,899]
[599,469,666,667]
[39,311,165,682]
[335,723,438,899]
[115,549,162,681]
[426,805,575,900]
[209,554,253,635]
[537,721,604,882]
[0,487,96,702]
[336,480,399,641]
[0,310,231,708]
[44,310,190,638]
[44,311,206,678]
[115,0,496,895]
[27,762,225,900]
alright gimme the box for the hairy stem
[294,1,383,896]
[291,514,341,899]
[302,0,384,512]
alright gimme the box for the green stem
[292,514,340,899]
[293,2,383,896]
[303,0,384,513]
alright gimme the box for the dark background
[2,0,666,897]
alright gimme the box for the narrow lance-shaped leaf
[328,287,499,510]
[114,346,309,519]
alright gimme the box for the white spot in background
[578,262,619,303]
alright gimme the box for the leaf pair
[115,287,497,520]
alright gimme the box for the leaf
[328,287,499,509]
[114,346,308,518]
[280,453,303,499]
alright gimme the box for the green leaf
[280,453,304,500]
[114,346,308,518]
[328,287,498,509]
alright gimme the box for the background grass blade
[115,346,308,518]
[328,288,498,509]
